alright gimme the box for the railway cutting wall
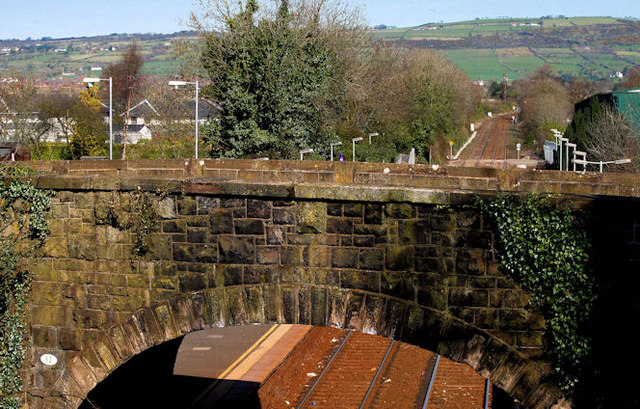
[21,159,640,409]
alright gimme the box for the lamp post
[368,132,378,145]
[168,80,199,159]
[83,77,112,159]
[330,141,342,161]
[565,142,576,172]
[299,148,313,160]
[352,137,363,161]
[559,137,569,171]
[573,150,587,172]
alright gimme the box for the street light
[565,142,576,172]
[559,137,569,171]
[551,129,563,170]
[168,80,199,159]
[330,141,342,161]
[368,132,378,145]
[299,148,313,160]
[352,137,363,161]
[573,150,587,172]
[83,77,112,159]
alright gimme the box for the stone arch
[47,284,561,409]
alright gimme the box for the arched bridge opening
[75,323,522,409]
[51,288,550,409]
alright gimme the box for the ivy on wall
[0,165,52,409]
[100,186,160,256]
[478,194,595,394]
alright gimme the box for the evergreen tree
[565,97,606,150]
[200,0,344,159]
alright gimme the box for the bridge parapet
[23,159,640,200]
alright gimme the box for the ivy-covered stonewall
[478,194,595,394]
[0,164,52,409]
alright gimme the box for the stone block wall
[19,160,640,409]
[27,183,549,407]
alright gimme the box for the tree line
[192,0,481,163]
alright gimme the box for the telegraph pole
[502,72,507,100]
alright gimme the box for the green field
[0,33,191,79]
[372,16,640,82]
[2,16,639,83]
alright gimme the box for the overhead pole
[502,72,507,100]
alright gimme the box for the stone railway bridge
[20,159,640,409]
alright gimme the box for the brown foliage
[584,106,639,172]
[338,46,481,161]
[103,42,144,159]
[617,66,640,90]
[516,66,573,145]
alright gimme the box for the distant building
[114,124,153,144]
[122,99,159,126]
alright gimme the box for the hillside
[374,16,640,82]
[0,32,196,79]
[2,16,640,83]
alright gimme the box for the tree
[103,42,144,159]
[0,77,52,159]
[583,105,639,172]
[68,86,108,159]
[617,66,640,90]
[488,80,506,99]
[337,47,481,162]
[193,0,365,159]
[565,96,606,150]
[36,93,77,153]
[191,0,478,163]
[145,79,196,139]
[517,66,573,145]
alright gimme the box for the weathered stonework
[21,159,640,409]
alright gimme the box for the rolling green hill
[374,16,640,82]
[2,16,640,83]
[0,32,196,78]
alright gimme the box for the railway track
[265,330,488,409]
[464,119,496,164]
[458,116,512,169]
[186,326,492,409]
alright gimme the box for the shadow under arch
[47,285,562,409]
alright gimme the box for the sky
[1,0,639,40]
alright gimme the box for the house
[113,124,153,144]
[121,99,158,126]
[182,99,222,124]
